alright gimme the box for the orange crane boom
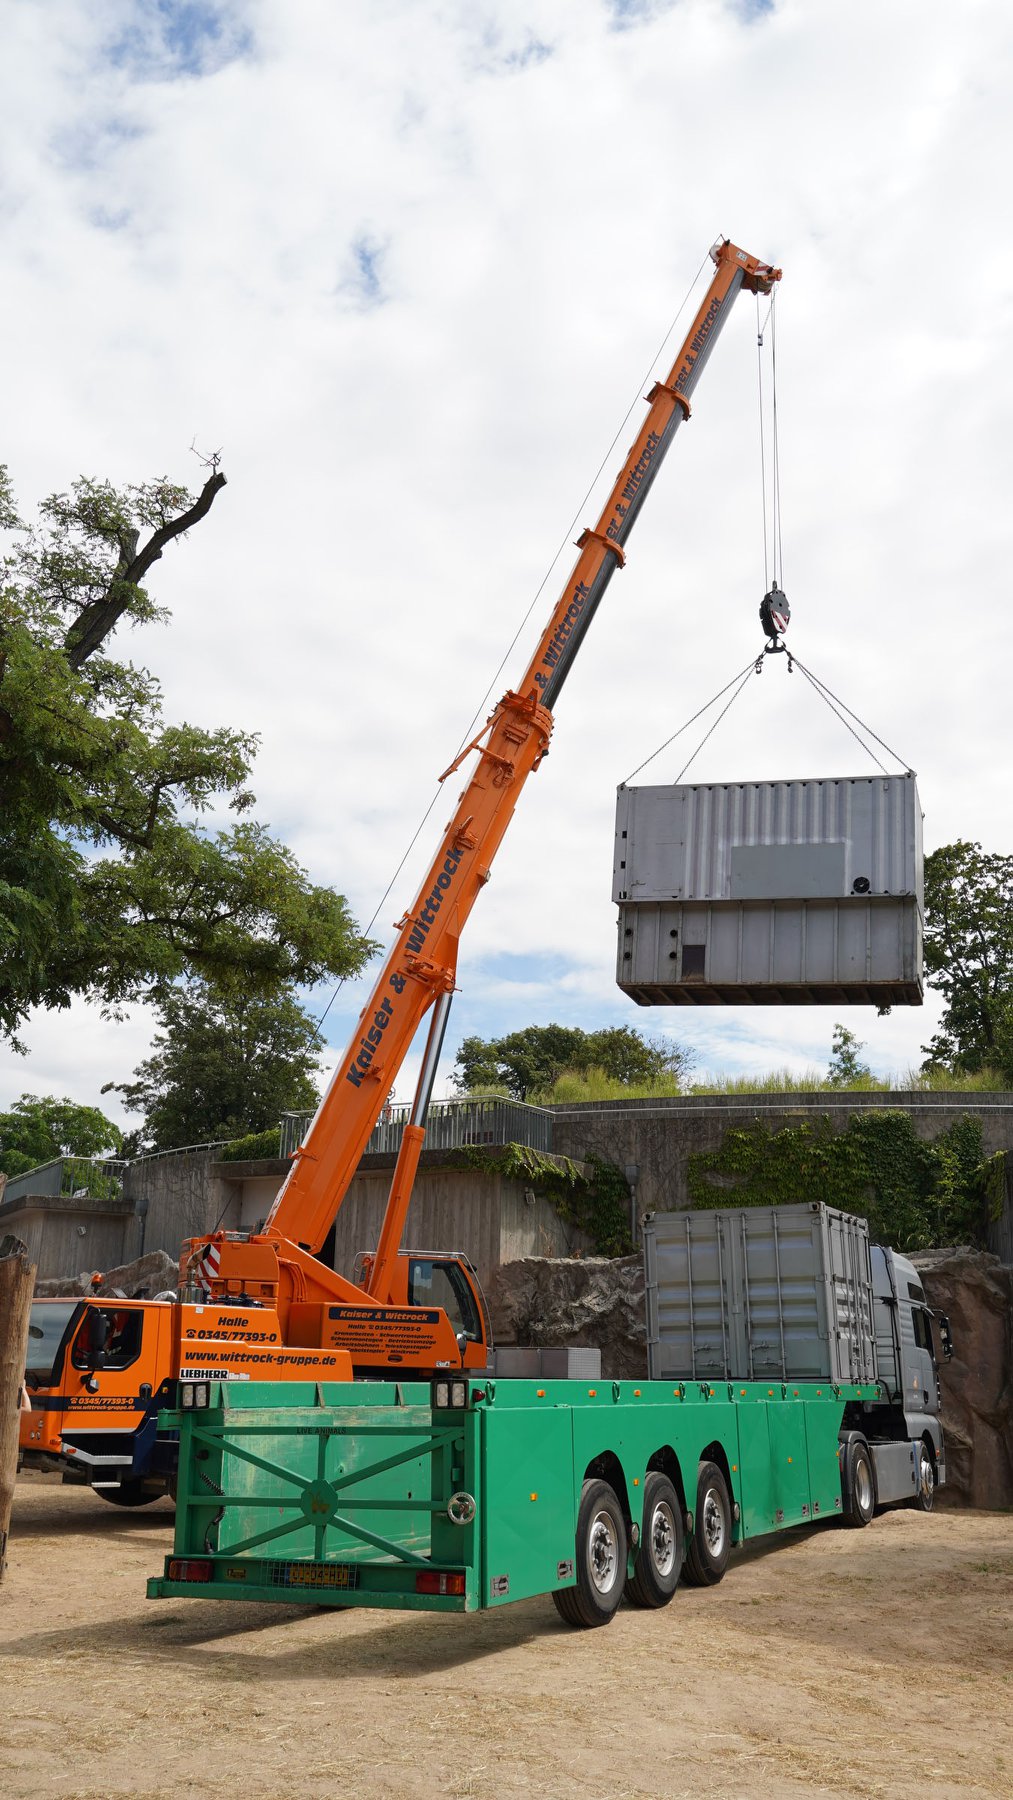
[265,238,780,1266]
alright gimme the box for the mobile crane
[21,239,780,1504]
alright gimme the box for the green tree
[0,1093,123,1179]
[108,980,323,1150]
[0,463,374,1045]
[826,1024,872,1088]
[921,841,1013,1080]
[452,1023,691,1100]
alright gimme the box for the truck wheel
[683,1462,732,1587]
[96,1480,164,1508]
[842,1438,875,1528]
[625,1473,683,1609]
[911,1440,935,1512]
[551,1478,627,1629]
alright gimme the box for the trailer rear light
[431,1379,468,1410]
[167,1558,213,1583]
[180,1380,211,1409]
[415,1570,466,1596]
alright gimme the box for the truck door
[58,1302,159,1488]
[909,1302,939,1417]
[20,1300,81,1461]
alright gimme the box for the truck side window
[71,1308,143,1372]
[912,1308,934,1356]
[408,1260,481,1342]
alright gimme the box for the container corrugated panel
[614,773,922,905]
[643,1202,877,1385]
[614,772,923,1006]
[617,894,923,1005]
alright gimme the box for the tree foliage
[452,1022,691,1101]
[0,1092,123,1179]
[826,1025,872,1088]
[0,463,374,1044]
[109,979,323,1151]
[921,842,1013,1081]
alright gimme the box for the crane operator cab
[346,1247,492,1373]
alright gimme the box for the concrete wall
[327,1158,590,1290]
[122,1148,223,1260]
[0,1194,133,1281]
[207,1153,591,1290]
[550,1091,1013,1254]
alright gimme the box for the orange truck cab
[19,1244,489,1505]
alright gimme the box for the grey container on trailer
[643,1201,877,1385]
[614,773,923,1006]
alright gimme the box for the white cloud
[2,0,1012,1122]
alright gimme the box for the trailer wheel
[551,1479,627,1629]
[911,1440,935,1512]
[96,1480,164,1508]
[683,1462,732,1587]
[842,1438,876,1528]
[625,1473,683,1609]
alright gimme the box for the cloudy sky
[3,0,1012,1125]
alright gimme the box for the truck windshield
[25,1302,79,1388]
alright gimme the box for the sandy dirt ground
[1,1473,1011,1800]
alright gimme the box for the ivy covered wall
[687,1111,1003,1252]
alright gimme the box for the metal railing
[280,1098,553,1159]
[366,1097,553,1156]
[1,1157,128,1208]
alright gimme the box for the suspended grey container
[642,1202,877,1385]
[614,773,922,1006]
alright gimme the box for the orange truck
[20,239,780,1505]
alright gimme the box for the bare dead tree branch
[64,470,227,670]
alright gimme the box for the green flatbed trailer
[148,1372,875,1627]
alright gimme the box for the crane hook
[756,583,793,673]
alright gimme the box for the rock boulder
[912,1247,1013,1511]
[33,1248,179,1302]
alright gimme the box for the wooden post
[0,1250,36,1582]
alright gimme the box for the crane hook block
[759,584,790,644]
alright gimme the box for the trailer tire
[552,1479,627,1629]
[624,1473,683,1609]
[911,1439,935,1512]
[96,1480,164,1508]
[683,1462,732,1587]
[842,1438,876,1528]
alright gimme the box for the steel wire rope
[622,659,758,784]
[671,664,758,785]
[771,291,785,589]
[756,295,769,591]
[790,654,914,774]
[309,250,714,1048]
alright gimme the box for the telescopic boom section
[266,239,780,1255]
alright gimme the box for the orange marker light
[633,1477,640,1486]
[536,1389,546,1398]
[530,1493,538,1502]
[588,1389,597,1397]
[634,1389,642,1397]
